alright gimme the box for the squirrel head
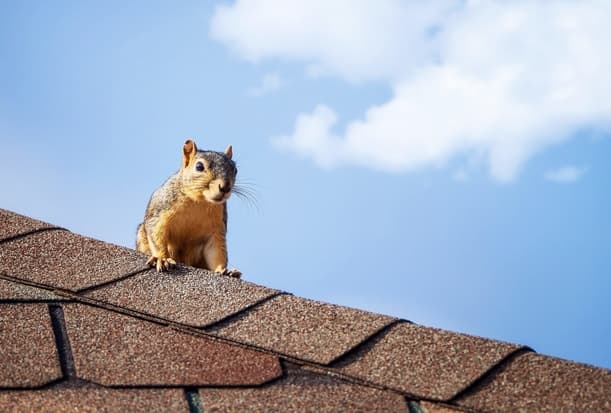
[180,139,237,204]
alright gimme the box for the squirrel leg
[145,224,176,272]
[205,234,241,278]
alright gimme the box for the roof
[1,207,609,413]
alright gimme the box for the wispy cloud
[247,73,284,97]
[212,1,611,182]
[544,165,587,183]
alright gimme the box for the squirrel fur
[136,139,240,277]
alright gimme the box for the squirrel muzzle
[203,178,233,204]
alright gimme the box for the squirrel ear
[183,139,197,168]
[224,144,233,159]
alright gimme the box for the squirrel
[136,139,241,277]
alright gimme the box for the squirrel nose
[219,183,231,194]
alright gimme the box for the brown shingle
[83,267,279,327]
[0,387,188,413]
[455,352,611,413]
[210,294,396,364]
[0,304,62,387]
[0,278,66,301]
[0,230,147,291]
[334,322,523,400]
[62,303,282,386]
[199,364,408,413]
[420,401,464,413]
[0,209,57,242]
[2,208,610,413]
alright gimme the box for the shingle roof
[1,208,610,412]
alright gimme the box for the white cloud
[247,72,285,97]
[544,165,587,183]
[211,0,611,182]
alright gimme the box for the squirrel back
[136,139,240,277]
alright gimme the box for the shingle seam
[1,277,536,404]
[410,399,483,413]
[1,280,392,386]
[75,267,151,294]
[300,362,428,397]
[84,382,286,390]
[328,319,409,367]
[200,291,289,330]
[1,273,409,389]
[0,378,66,391]
[298,349,529,408]
[247,359,291,389]
[184,388,203,413]
[0,271,69,304]
[1,297,455,401]
[0,273,73,298]
[0,273,46,288]
[0,269,150,298]
[48,304,77,380]
[246,360,416,400]
[72,292,290,337]
[0,298,69,303]
[187,359,418,399]
[46,298,417,395]
[0,227,67,245]
[448,346,534,404]
[0,279,437,397]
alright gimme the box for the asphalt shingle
[334,322,523,400]
[0,230,148,291]
[420,401,464,413]
[0,278,66,301]
[0,304,62,387]
[210,294,396,364]
[1,208,610,413]
[0,387,189,413]
[199,364,408,413]
[0,209,57,242]
[84,267,280,327]
[62,303,282,386]
[455,352,611,413]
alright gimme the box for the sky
[1,1,610,369]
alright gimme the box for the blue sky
[1,1,610,369]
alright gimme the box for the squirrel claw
[147,256,176,272]
[217,267,242,278]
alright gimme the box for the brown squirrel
[136,139,241,277]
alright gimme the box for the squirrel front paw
[146,256,177,272]
[215,267,242,278]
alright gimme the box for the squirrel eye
[195,161,205,172]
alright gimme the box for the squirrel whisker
[232,184,260,211]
